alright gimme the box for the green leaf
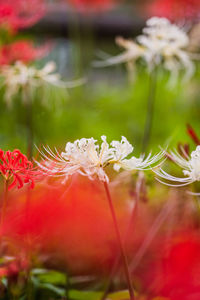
[37,282,65,296]
[31,275,65,297]
[69,289,103,300]
[1,277,7,288]
[32,268,66,286]
[107,290,130,300]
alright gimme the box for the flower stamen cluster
[0,149,38,190]
[37,136,164,183]
[1,61,85,105]
[155,146,200,186]
[95,17,195,81]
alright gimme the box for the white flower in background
[138,17,194,80]
[36,136,164,183]
[0,61,85,105]
[93,36,145,68]
[94,17,195,82]
[155,146,200,186]
[113,152,164,172]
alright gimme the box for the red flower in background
[142,231,200,300]
[0,0,46,32]
[0,41,49,65]
[3,176,138,275]
[67,0,116,13]
[146,0,200,21]
[0,149,38,190]
[187,124,200,145]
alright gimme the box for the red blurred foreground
[1,175,200,298]
[2,176,135,275]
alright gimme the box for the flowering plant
[1,61,84,105]
[37,136,164,183]
[155,145,200,186]
[0,149,38,190]
[95,17,196,82]
[0,41,49,65]
[0,0,46,33]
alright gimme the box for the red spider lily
[146,0,200,21]
[67,0,116,13]
[0,41,50,65]
[0,149,39,190]
[0,0,46,32]
[141,231,200,300]
[0,4,14,31]
[187,124,200,145]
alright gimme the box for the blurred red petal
[0,41,50,65]
[145,0,200,21]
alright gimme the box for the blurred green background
[0,0,200,156]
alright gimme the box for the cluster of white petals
[138,17,194,80]
[155,146,200,186]
[37,136,164,183]
[95,17,195,81]
[1,61,84,105]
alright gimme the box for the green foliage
[0,64,200,156]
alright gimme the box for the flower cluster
[1,61,84,105]
[0,0,46,33]
[37,136,164,183]
[0,41,49,65]
[138,17,194,78]
[0,149,38,190]
[155,146,200,187]
[95,17,195,82]
[0,1,48,68]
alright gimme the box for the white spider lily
[35,145,81,183]
[137,17,194,80]
[60,136,114,182]
[110,135,134,161]
[1,61,84,105]
[36,136,164,183]
[155,146,200,186]
[113,151,165,172]
[93,37,145,67]
[94,17,195,81]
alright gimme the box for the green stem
[27,271,33,300]
[194,195,200,215]
[25,189,33,300]
[1,179,9,231]
[81,15,94,72]
[68,11,82,77]
[191,183,200,215]
[103,182,135,300]
[23,85,33,159]
[141,70,157,153]
[101,174,143,300]
[65,271,70,300]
